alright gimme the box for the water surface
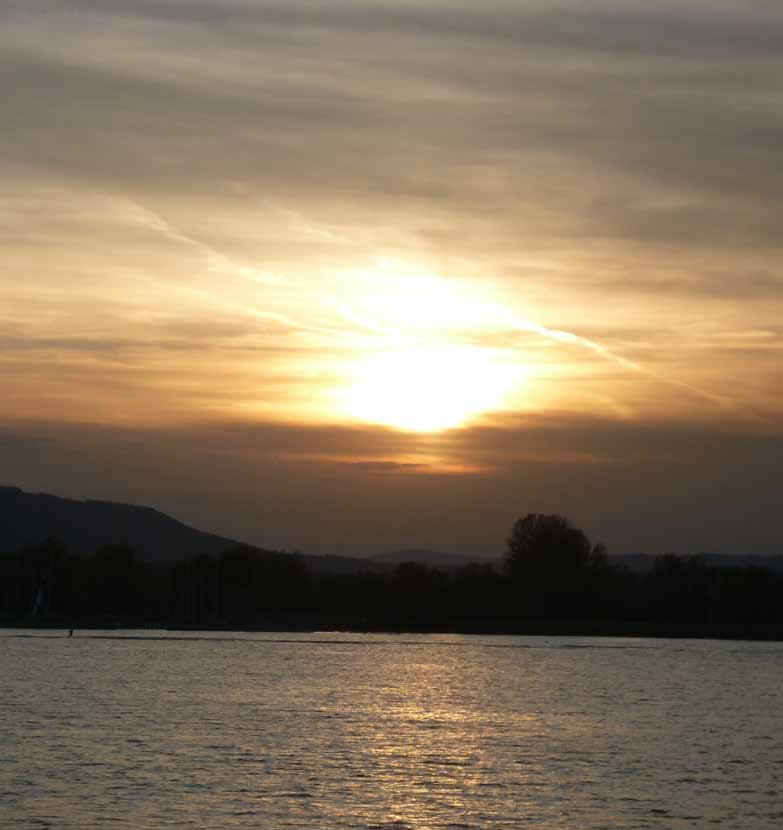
[2,631,782,828]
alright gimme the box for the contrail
[120,201,285,288]
[117,200,343,337]
[336,303,399,339]
[504,314,644,373]
[499,310,732,409]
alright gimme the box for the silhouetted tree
[504,513,607,617]
[714,565,783,624]
[393,561,449,623]
[505,514,590,576]
[454,562,503,621]
[643,554,719,622]
[85,544,141,619]
[216,545,308,623]
[4,527,782,634]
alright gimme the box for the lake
[1,631,782,829]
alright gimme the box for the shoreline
[3,618,782,642]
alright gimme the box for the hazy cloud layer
[1,415,781,556]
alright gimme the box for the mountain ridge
[0,485,383,574]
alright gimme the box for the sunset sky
[2,1,781,557]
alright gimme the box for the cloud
[1,413,781,556]
[2,0,782,555]
[4,1,782,232]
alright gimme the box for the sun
[342,344,512,432]
[332,262,528,432]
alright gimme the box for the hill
[0,485,382,574]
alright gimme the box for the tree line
[1,514,781,635]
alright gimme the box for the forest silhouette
[1,513,781,638]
